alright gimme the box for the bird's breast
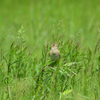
[50,49,60,61]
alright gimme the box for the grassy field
[0,0,100,100]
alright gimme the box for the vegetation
[0,0,100,100]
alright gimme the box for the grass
[0,0,100,100]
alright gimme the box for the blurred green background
[0,0,100,57]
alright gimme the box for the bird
[49,42,61,61]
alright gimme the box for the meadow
[0,0,100,100]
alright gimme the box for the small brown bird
[49,42,61,61]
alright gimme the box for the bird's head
[51,42,58,49]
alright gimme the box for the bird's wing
[56,50,61,57]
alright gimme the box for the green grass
[0,0,100,100]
